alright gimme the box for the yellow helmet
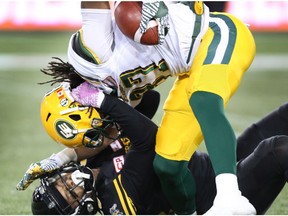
[40,82,118,148]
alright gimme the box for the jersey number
[119,60,170,101]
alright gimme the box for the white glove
[204,174,256,215]
[139,1,169,44]
[71,81,105,108]
[16,148,77,190]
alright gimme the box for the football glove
[71,81,105,108]
[16,154,61,190]
[139,1,169,44]
[16,148,77,190]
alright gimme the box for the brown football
[114,1,159,45]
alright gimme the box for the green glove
[140,1,169,44]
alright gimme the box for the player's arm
[102,95,158,151]
[79,1,113,63]
[72,81,158,151]
[16,141,111,191]
[135,90,160,119]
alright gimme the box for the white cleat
[204,173,256,215]
[204,192,256,215]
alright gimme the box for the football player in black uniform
[17,82,171,214]
[17,80,288,215]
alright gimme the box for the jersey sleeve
[100,94,158,152]
[81,8,114,63]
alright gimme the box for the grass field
[0,31,288,214]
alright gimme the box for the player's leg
[153,155,196,214]
[188,151,216,214]
[187,12,256,214]
[154,76,204,215]
[237,135,288,214]
[80,1,113,63]
[135,90,160,119]
[190,91,237,174]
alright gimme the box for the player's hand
[16,156,60,190]
[139,1,169,44]
[71,81,105,108]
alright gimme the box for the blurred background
[0,1,288,214]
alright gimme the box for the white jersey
[68,2,210,107]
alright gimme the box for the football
[114,1,159,45]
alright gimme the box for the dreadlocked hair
[39,57,85,89]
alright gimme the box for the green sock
[153,154,196,214]
[189,91,236,175]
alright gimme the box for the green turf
[0,31,287,214]
[253,32,288,54]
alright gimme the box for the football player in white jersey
[40,1,256,214]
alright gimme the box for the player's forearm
[100,94,158,151]
[54,144,110,164]
[75,143,110,161]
